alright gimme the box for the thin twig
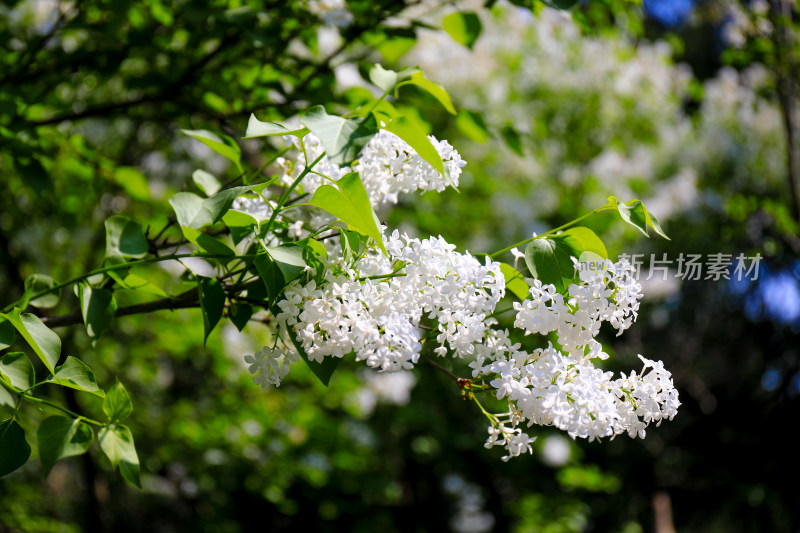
[419,352,461,383]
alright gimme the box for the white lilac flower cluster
[275,230,505,372]
[277,130,466,207]
[469,260,679,459]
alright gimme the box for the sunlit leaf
[500,263,530,301]
[49,357,104,397]
[3,309,60,373]
[442,11,482,49]
[192,169,222,196]
[24,274,60,309]
[308,172,386,254]
[181,129,242,172]
[455,110,488,143]
[99,425,141,488]
[300,106,378,165]
[0,352,34,391]
[243,114,308,139]
[113,167,150,201]
[397,71,456,115]
[103,380,132,422]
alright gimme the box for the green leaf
[383,116,448,179]
[198,277,225,346]
[223,207,261,228]
[0,352,35,391]
[103,380,132,422]
[24,274,60,309]
[170,192,213,229]
[339,227,361,263]
[192,169,222,196]
[397,71,456,115]
[223,209,259,245]
[524,228,609,292]
[0,386,14,411]
[105,216,149,259]
[455,110,488,143]
[181,227,236,257]
[254,254,287,306]
[78,285,117,340]
[170,185,259,230]
[0,418,31,477]
[500,264,530,301]
[544,0,580,9]
[228,303,252,332]
[50,357,104,397]
[524,238,567,292]
[37,416,93,475]
[645,210,670,240]
[112,166,150,201]
[365,30,416,63]
[243,114,308,139]
[300,106,378,166]
[98,425,141,488]
[608,197,669,240]
[369,64,402,93]
[442,11,482,49]
[308,172,386,254]
[107,271,168,297]
[554,227,608,260]
[614,198,649,237]
[367,64,424,94]
[501,125,524,156]
[181,129,242,172]
[0,317,14,351]
[3,309,60,373]
[301,237,328,263]
[267,245,307,284]
[204,185,260,225]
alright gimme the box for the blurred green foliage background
[1,0,799,531]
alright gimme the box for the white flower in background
[401,2,784,249]
[305,0,353,28]
[231,194,276,221]
[443,474,495,533]
[541,434,571,467]
[244,346,298,388]
[351,369,417,415]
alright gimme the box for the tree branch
[771,0,800,221]
[41,288,200,328]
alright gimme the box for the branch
[771,0,800,221]
[25,32,239,127]
[41,288,200,328]
[419,352,461,383]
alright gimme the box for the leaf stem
[261,153,325,239]
[0,381,106,427]
[489,205,613,258]
[2,252,258,313]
